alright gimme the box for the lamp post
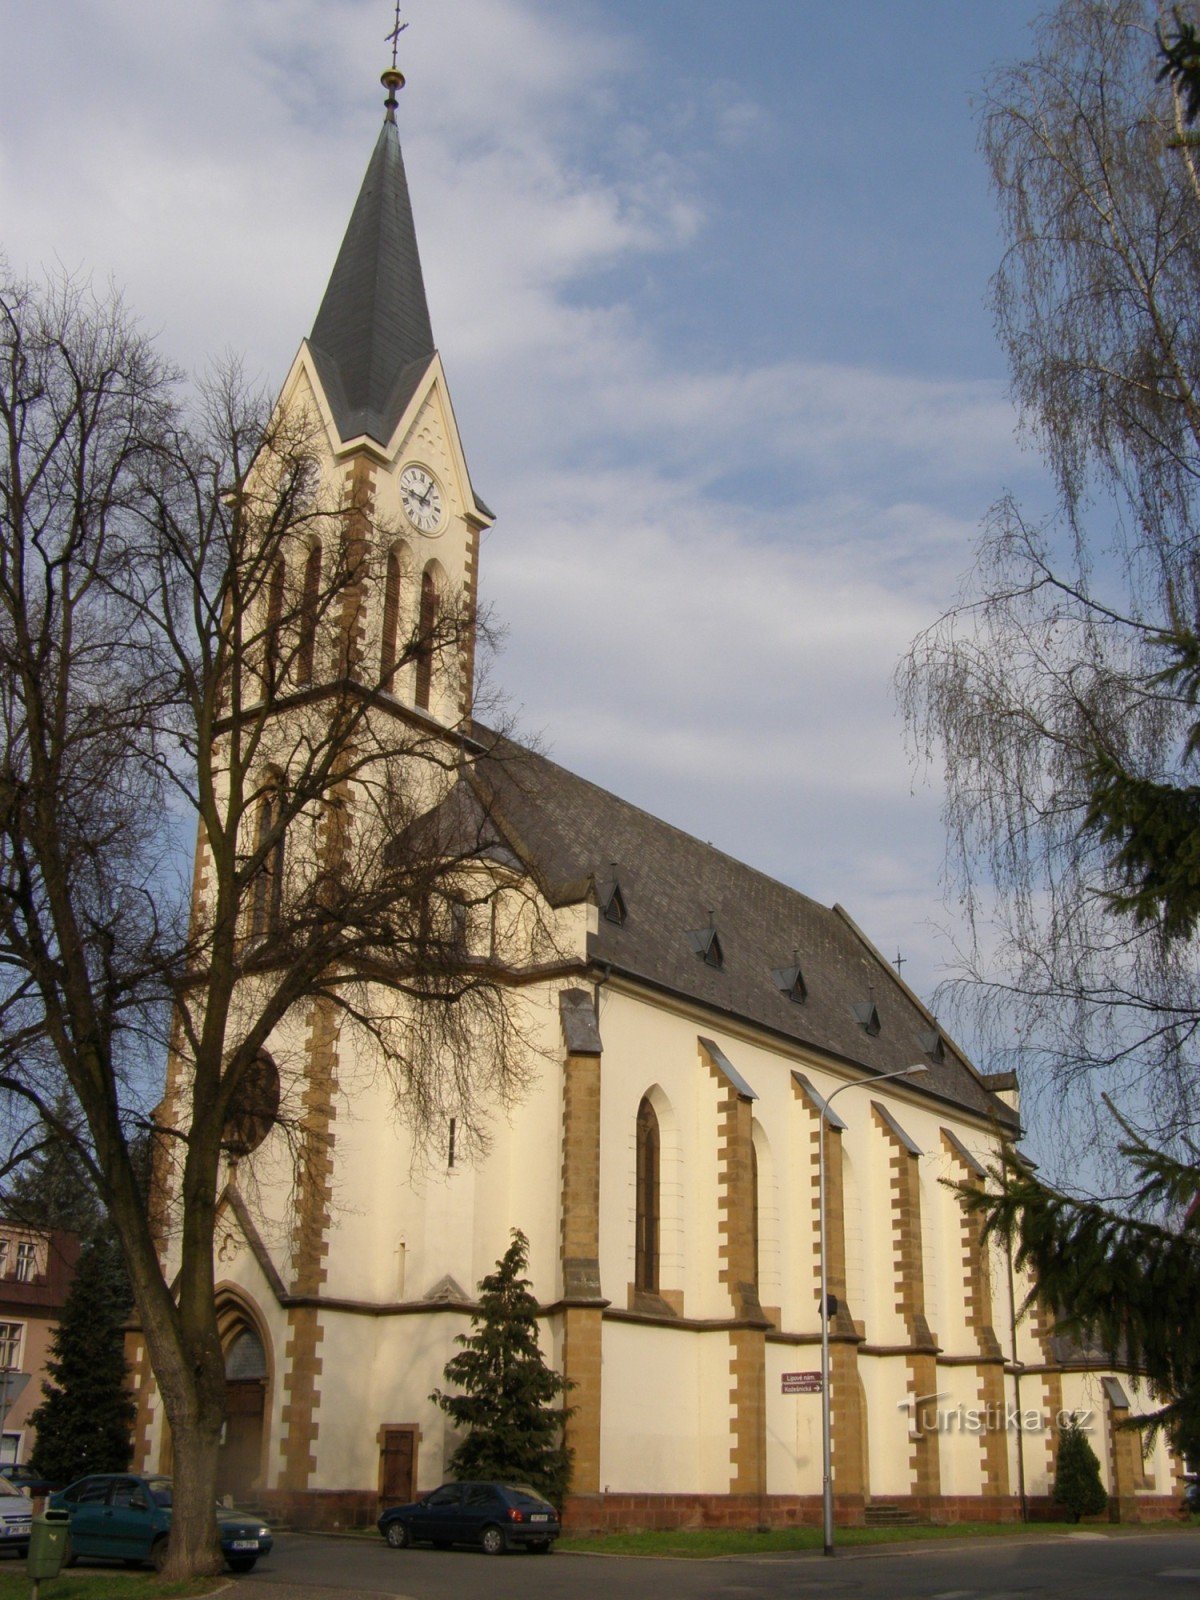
[818,1063,927,1557]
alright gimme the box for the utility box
[27,1508,69,1580]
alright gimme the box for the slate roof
[472,737,1019,1131]
[309,118,435,447]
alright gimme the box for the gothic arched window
[264,556,286,689]
[296,542,321,684]
[381,543,405,689]
[249,781,285,938]
[414,565,439,710]
[635,1095,660,1293]
[750,1139,760,1290]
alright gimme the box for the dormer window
[688,925,724,969]
[772,958,807,1004]
[600,881,626,926]
[852,1000,881,1036]
[919,1026,945,1062]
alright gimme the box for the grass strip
[0,1569,226,1598]
[555,1519,1171,1558]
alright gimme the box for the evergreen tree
[431,1231,572,1505]
[28,1233,136,1484]
[2,1091,102,1236]
[1053,1419,1109,1522]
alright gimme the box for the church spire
[307,52,436,448]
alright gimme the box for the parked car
[1184,1477,1200,1513]
[0,1476,32,1556]
[378,1480,559,1554]
[0,1464,58,1497]
[49,1473,273,1573]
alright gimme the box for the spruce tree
[431,1230,572,1505]
[28,1233,136,1484]
[1053,1419,1109,1523]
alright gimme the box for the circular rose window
[223,1053,281,1157]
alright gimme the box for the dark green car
[49,1473,273,1573]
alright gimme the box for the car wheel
[152,1537,169,1574]
[63,1536,78,1569]
[384,1521,411,1549]
[480,1524,506,1556]
[227,1556,257,1573]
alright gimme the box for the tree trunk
[161,1415,225,1579]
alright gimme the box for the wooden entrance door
[219,1376,266,1502]
[379,1425,418,1505]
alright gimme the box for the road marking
[1160,1570,1200,1579]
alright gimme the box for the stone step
[864,1502,923,1526]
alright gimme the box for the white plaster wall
[861,1357,915,1497]
[928,1372,986,1498]
[599,1323,728,1493]
[764,1342,821,1495]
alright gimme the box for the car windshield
[146,1478,173,1508]
[504,1486,554,1509]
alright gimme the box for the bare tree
[898,0,1200,1177]
[0,263,562,1576]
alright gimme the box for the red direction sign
[782,1370,822,1394]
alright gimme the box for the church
[129,61,1180,1532]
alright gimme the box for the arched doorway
[218,1319,268,1504]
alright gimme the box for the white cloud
[0,0,1032,1018]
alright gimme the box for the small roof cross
[386,3,409,71]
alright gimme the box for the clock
[399,464,445,533]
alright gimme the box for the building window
[296,542,321,684]
[0,1324,22,1369]
[264,556,286,689]
[222,1052,281,1158]
[750,1141,759,1291]
[13,1244,34,1284]
[414,566,439,710]
[635,1096,660,1293]
[249,782,285,939]
[381,544,404,689]
[0,1242,9,1278]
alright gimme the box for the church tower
[277,63,492,726]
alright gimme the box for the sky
[1,2,1058,1127]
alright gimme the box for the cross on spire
[386,3,408,71]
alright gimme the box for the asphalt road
[234,1527,1200,1600]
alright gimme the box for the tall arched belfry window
[296,542,321,685]
[249,783,285,938]
[414,566,439,710]
[380,545,404,689]
[264,557,286,689]
[635,1095,660,1293]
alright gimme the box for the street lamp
[818,1062,927,1557]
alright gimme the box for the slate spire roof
[308,99,435,447]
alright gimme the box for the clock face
[399,464,444,533]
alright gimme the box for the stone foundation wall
[259,1485,1181,1534]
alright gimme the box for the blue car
[49,1473,273,1573]
[378,1480,560,1554]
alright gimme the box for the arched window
[249,782,285,938]
[380,543,405,689]
[414,565,439,710]
[296,542,321,684]
[750,1139,760,1290]
[635,1095,660,1293]
[264,556,286,689]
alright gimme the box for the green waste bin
[27,1508,69,1580]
